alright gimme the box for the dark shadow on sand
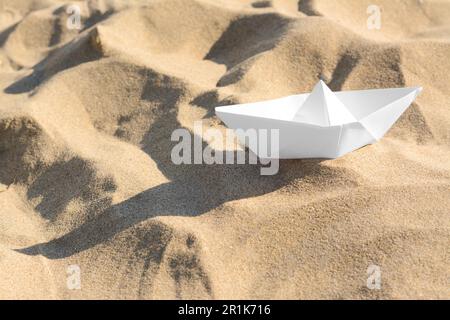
[4,29,103,94]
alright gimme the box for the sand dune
[0,0,449,299]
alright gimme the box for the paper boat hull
[215,86,422,159]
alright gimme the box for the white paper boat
[215,81,422,159]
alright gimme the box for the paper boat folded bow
[215,80,422,159]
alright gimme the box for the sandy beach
[0,0,449,299]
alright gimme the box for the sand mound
[0,0,449,299]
